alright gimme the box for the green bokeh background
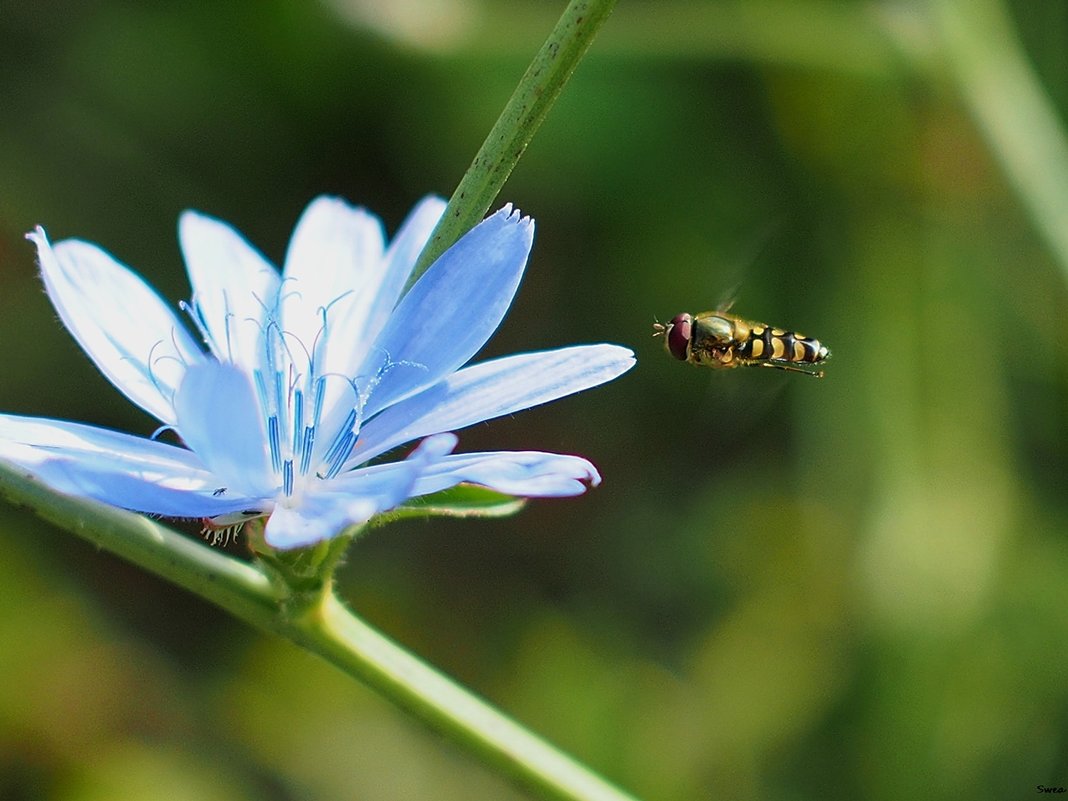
[1,2,1067,799]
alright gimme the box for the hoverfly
[653,309,830,377]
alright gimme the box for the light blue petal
[360,206,534,418]
[264,433,456,549]
[173,362,275,497]
[0,414,254,517]
[30,227,205,425]
[179,210,281,370]
[350,344,635,464]
[355,195,447,354]
[279,196,386,381]
[0,413,207,468]
[263,490,382,550]
[409,449,601,498]
[21,455,260,518]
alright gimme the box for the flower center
[252,315,365,499]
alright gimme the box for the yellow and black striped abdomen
[737,325,829,365]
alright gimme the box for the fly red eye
[666,313,692,360]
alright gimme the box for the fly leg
[759,361,825,378]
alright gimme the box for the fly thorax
[695,315,735,344]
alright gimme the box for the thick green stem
[293,591,641,801]
[0,461,639,801]
[407,0,618,287]
[0,463,278,624]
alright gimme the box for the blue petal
[409,450,601,498]
[361,206,534,417]
[24,456,260,518]
[278,196,386,381]
[264,490,384,550]
[30,227,205,425]
[357,195,447,352]
[173,362,275,498]
[0,414,253,517]
[263,433,456,549]
[0,413,206,468]
[350,344,635,464]
[179,210,281,370]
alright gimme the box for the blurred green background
[2,1,1068,799]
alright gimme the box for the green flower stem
[408,0,618,286]
[0,463,278,623]
[930,0,1068,284]
[468,1,926,78]
[295,591,641,801]
[0,463,640,801]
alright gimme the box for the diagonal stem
[0,462,640,800]
[294,591,641,801]
[407,0,619,288]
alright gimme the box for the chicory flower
[0,197,634,549]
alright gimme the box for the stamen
[355,350,429,409]
[292,388,304,456]
[320,408,358,468]
[262,319,280,375]
[299,426,315,475]
[179,299,213,350]
[311,305,330,371]
[253,369,270,417]
[144,338,180,398]
[312,374,327,429]
[263,320,290,406]
[221,311,236,362]
[282,459,294,496]
[267,416,282,473]
[280,329,314,379]
[323,430,355,479]
[273,369,287,445]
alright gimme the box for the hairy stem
[408,0,618,286]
